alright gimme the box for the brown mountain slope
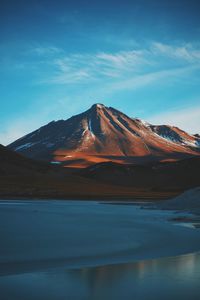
[80,156,200,193]
[1,144,173,200]
[8,104,200,168]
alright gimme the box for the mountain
[8,103,200,168]
[1,144,153,200]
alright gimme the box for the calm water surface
[0,252,200,300]
[0,200,200,300]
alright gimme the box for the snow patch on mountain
[159,134,180,143]
[96,103,104,109]
[88,119,95,137]
[138,119,150,127]
[182,140,197,147]
[82,126,88,136]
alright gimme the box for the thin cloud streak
[151,42,200,62]
[91,64,200,96]
[45,50,147,84]
[8,41,198,86]
[38,41,200,85]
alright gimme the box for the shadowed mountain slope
[1,144,200,200]
[80,156,200,192]
[0,144,167,200]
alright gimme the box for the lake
[0,200,200,300]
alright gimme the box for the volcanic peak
[91,103,105,110]
[8,103,200,168]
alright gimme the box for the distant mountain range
[8,103,200,168]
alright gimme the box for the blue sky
[0,0,200,145]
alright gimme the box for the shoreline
[0,193,176,201]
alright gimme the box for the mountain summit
[9,103,200,167]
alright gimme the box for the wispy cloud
[35,41,200,87]
[8,40,198,87]
[43,50,148,84]
[151,42,200,62]
[148,105,200,134]
[106,64,200,93]
[95,50,147,70]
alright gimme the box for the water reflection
[0,252,200,300]
[69,252,200,300]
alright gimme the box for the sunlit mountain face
[9,104,200,168]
